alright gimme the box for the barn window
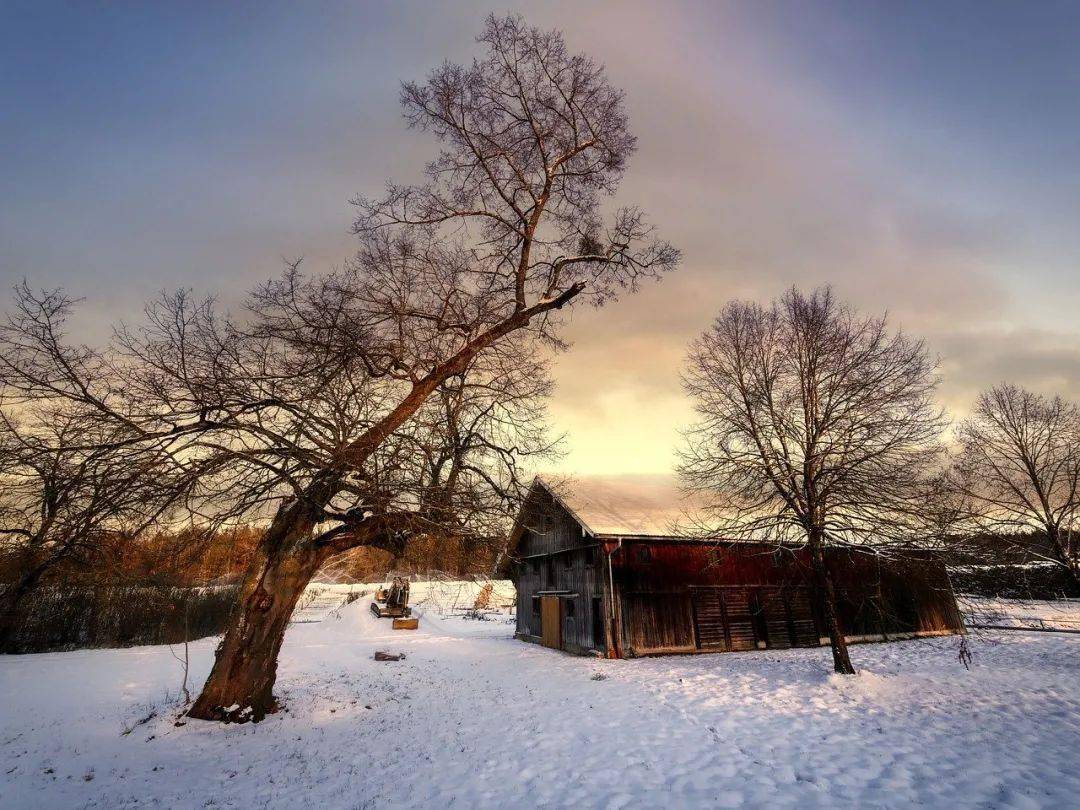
[584,547,595,566]
[546,557,555,586]
[530,558,540,576]
[563,551,572,569]
[532,596,540,616]
[565,598,576,618]
[636,545,652,563]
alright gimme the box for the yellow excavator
[370,576,411,618]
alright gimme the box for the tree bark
[186,536,328,721]
[188,479,338,722]
[807,533,856,675]
[185,471,416,722]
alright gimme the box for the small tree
[952,384,1080,593]
[0,405,176,651]
[679,287,945,673]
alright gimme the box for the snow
[290,584,369,623]
[2,586,1078,809]
[540,474,705,537]
[960,595,1080,632]
[291,579,514,626]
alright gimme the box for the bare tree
[0,404,176,651]
[951,384,1080,592]
[402,340,562,574]
[0,14,677,720]
[678,287,945,674]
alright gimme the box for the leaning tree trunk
[188,485,336,722]
[187,319,534,722]
[808,532,856,675]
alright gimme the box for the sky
[2,1,1079,475]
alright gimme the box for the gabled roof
[508,475,943,555]
[515,474,709,540]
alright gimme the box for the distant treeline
[0,524,505,653]
[949,564,1078,600]
[944,530,1080,599]
[0,525,263,590]
[0,527,254,652]
[0,523,503,589]
[0,582,241,653]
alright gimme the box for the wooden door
[626,593,696,653]
[692,589,726,649]
[786,588,819,647]
[541,596,562,649]
[723,588,757,651]
[761,588,793,649]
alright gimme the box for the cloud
[934,328,1080,412]
[3,1,1076,476]
[536,2,1041,473]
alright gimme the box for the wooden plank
[762,588,792,649]
[786,588,819,647]
[541,596,562,649]
[626,593,695,653]
[722,588,756,651]
[692,589,726,648]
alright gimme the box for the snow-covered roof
[539,474,705,538]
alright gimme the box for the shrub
[0,582,240,653]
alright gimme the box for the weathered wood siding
[828,549,964,637]
[510,484,962,659]
[514,486,588,558]
[513,489,610,655]
[612,541,962,656]
[625,592,694,652]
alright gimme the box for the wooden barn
[509,476,963,658]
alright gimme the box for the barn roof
[509,475,943,554]
[534,474,707,538]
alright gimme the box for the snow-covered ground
[2,588,1078,809]
[959,595,1080,633]
[291,579,516,624]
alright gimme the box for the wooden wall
[611,541,963,656]
[510,485,962,659]
[828,549,964,637]
[512,489,610,655]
